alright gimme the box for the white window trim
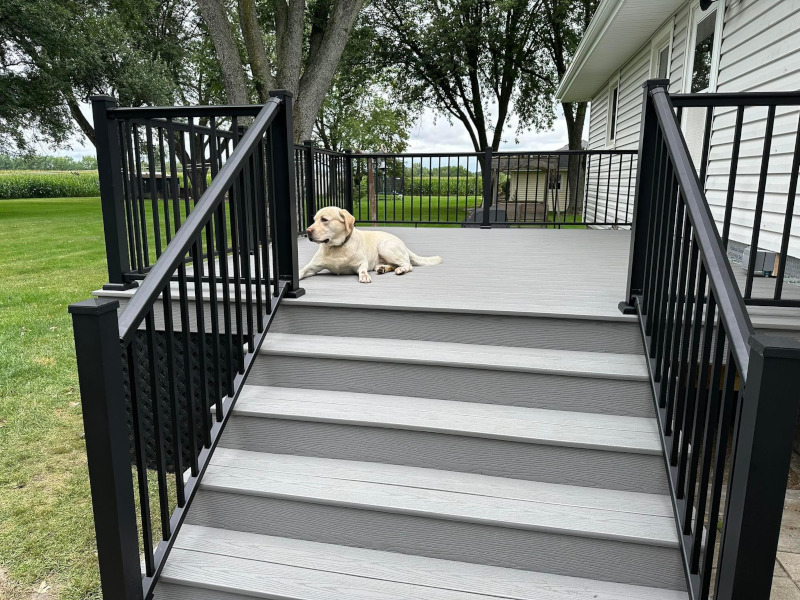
[605,74,621,149]
[683,0,726,94]
[650,21,674,80]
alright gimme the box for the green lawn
[0,197,106,599]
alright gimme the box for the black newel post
[481,146,493,229]
[92,96,136,290]
[269,90,305,298]
[344,149,355,215]
[69,298,143,600]
[303,140,316,228]
[620,79,669,314]
[716,333,800,599]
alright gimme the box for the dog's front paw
[359,271,372,283]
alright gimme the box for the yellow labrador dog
[301,207,442,283]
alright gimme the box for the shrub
[0,171,100,199]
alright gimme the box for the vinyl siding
[704,0,800,256]
[507,170,569,213]
[584,0,800,255]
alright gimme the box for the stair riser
[273,305,643,354]
[156,584,251,600]
[187,491,685,590]
[220,418,667,494]
[248,356,653,416]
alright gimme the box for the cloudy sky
[52,101,575,158]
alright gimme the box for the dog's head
[306,207,355,246]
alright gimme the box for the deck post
[344,149,355,215]
[92,95,137,291]
[715,333,800,599]
[303,140,316,228]
[481,146,493,228]
[269,90,305,298]
[620,79,669,314]
[68,298,143,600]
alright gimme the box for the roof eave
[555,0,625,102]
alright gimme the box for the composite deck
[290,226,800,332]
[291,227,634,319]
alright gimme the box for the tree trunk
[196,0,250,105]
[563,101,587,217]
[367,157,377,223]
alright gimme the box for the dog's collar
[331,229,354,247]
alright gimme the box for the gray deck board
[234,386,662,454]
[259,333,649,380]
[163,525,687,600]
[209,449,672,516]
[199,449,678,547]
[291,228,635,320]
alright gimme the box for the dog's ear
[339,209,355,234]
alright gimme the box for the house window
[691,9,717,92]
[657,44,670,79]
[607,85,619,144]
[547,172,562,190]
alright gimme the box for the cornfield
[0,170,100,199]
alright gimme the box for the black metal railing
[670,91,800,307]
[625,79,800,600]
[70,91,303,600]
[292,144,636,228]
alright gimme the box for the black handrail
[669,90,800,308]
[70,90,304,600]
[625,79,800,600]
[118,99,281,343]
[649,88,754,375]
[295,142,636,227]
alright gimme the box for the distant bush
[0,171,100,199]
[0,154,98,171]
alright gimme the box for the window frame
[650,21,674,80]
[605,75,621,148]
[683,0,725,94]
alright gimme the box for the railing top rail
[671,91,800,107]
[116,97,282,344]
[110,103,266,119]
[342,149,637,159]
[651,87,755,376]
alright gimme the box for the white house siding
[668,4,691,93]
[704,0,800,257]
[584,45,650,224]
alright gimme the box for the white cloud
[406,103,574,153]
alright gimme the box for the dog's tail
[409,251,443,266]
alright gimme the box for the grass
[0,197,107,599]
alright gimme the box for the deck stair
[156,295,687,599]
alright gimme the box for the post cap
[269,89,294,99]
[642,79,670,91]
[68,297,120,315]
[749,332,800,359]
[89,94,117,104]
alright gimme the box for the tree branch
[196,0,250,104]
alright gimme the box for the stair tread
[259,333,649,380]
[234,385,662,454]
[201,449,678,547]
[163,525,685,600]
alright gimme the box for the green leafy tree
[0,0,217,152]
[539,0,599,211]
[370,0,554,152]
[314,21,416,152]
